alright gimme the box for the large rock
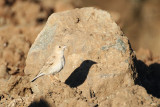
[99,85,157,107]
[25,7,137,100]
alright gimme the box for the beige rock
[99,85,157,107]
[25,7,137,103]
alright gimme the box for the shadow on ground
[135,59,160,98]
[65,60,96,88]
[29,99,50,107]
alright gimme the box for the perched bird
[31,45,66,82]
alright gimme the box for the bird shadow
[28,99,50,107]
[135,59,160,98]
[65,60,97,88]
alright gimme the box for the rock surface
[25,7,137,103]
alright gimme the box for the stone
[99,85,157,107]
[24,7,137,101]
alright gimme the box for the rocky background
[0,0,160,107]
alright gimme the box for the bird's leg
[49,75,55,83]
[54,75,60,81]
[49,75,61,82]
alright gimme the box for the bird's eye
[59,46,61,48]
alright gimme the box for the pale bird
[31,45,66,82]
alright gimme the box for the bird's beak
[63,46,67,49]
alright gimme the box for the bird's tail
[31,73,45,82]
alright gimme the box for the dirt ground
[0,0,160,106]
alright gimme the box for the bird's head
[55,45,67,54]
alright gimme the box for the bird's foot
[54,75,61,83]
[49,75,61,83]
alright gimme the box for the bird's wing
[39,55,55,73]
[45,55,55,65]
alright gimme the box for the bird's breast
[49,57,65,74]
